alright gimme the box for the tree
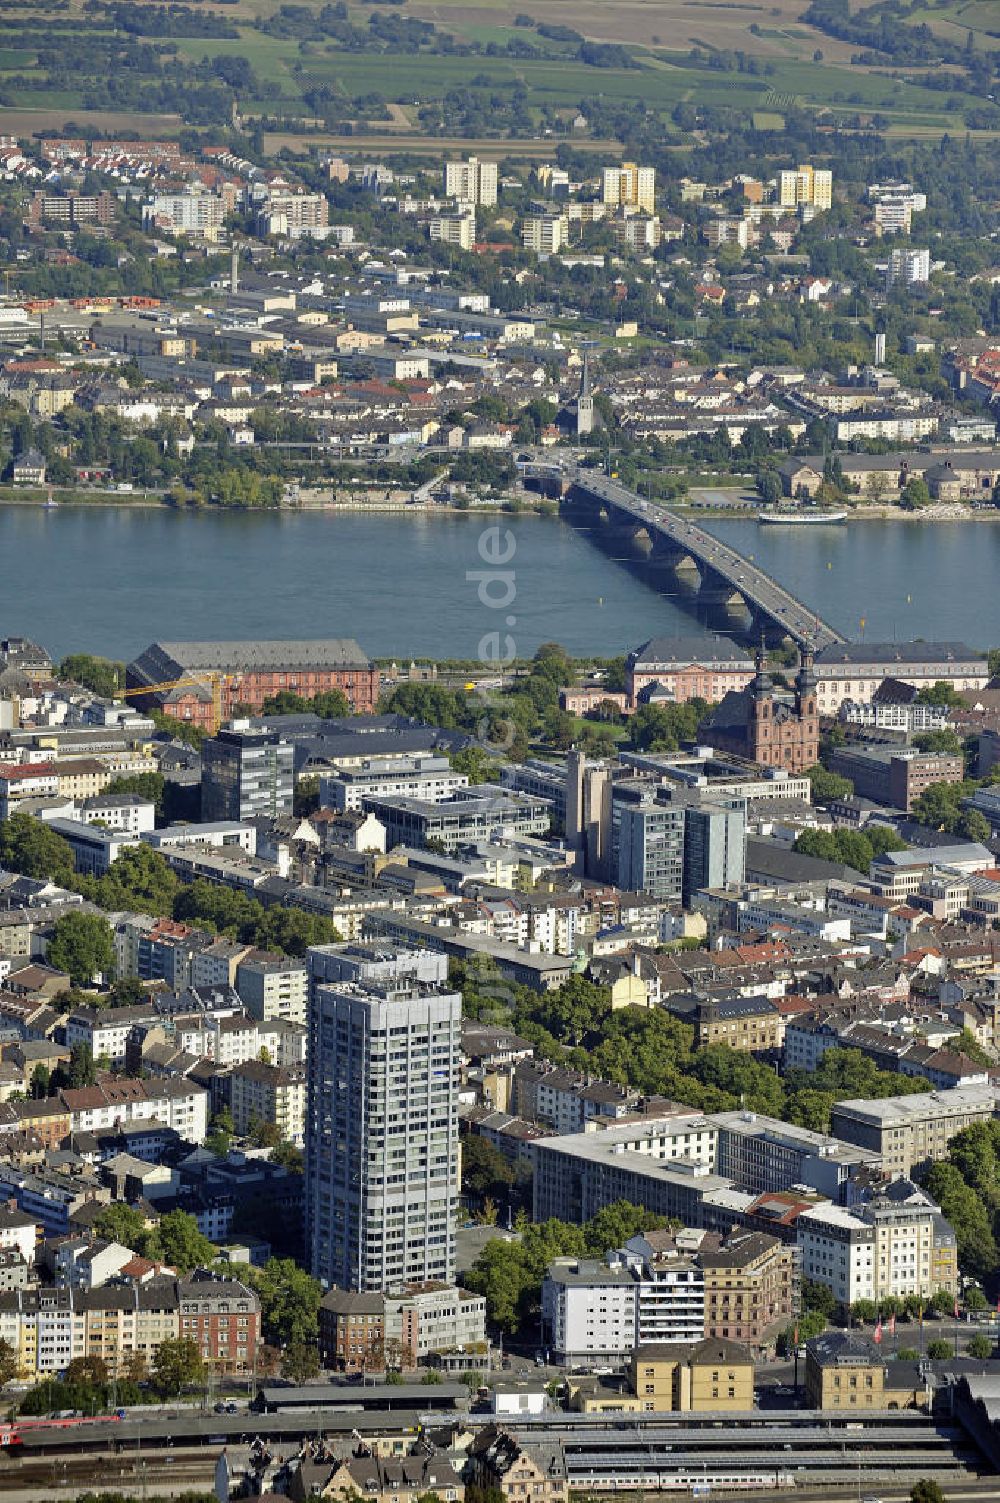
[801,1279,837,1319]
[915,681,966,708]
[910,1482,945,1503]
[281,1340,320,1383]
[93,1203,147,1250]
[152,1337,204,1397]
[960,808,992,843]
[110,976,146,1006]
[965,1286,989,1313]
[913,780,968,832]
[923,1160,998,1279]
[0,812,75,884]
[967,1334,994,1359]
[628,700,705,753]
[850,1299,877,1326]
[756,470,782,505]
[900,478,930,510]
[46,911,114,987]
[249,1257,321,1347]
[29,1063,50,1100]
[65,1043,97,1089]
[205,1107,234,1158]
[248,1117,283,1150]
[65,1355,108,1387]
[451,745,497,785]
[293,775,320,817]
[913,729,964,756]
[776,1308,827,1355]
[583,1202,667,1257]
[953,1029,992,1066]
[793,826,907,875]
[90,842,180,914]
[271,1140,304,1174]
[0,1337,18,1387]
[146,1210,216,1273]
[57,654,124,698]
[805,763,853,803]
[926,1338,953,1359]
[462,1135,516,1200]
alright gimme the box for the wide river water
[2,504,1000,663]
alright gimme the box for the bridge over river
[520,461,847,653]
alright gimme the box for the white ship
[757,509,847,525]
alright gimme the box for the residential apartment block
[306,970,461,1291]
[602,163,656,214]
[444,157,498,207]
[830,1086,999,1178]
[0,1270,260,1378]
[796,1181,957,1307]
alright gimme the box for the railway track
[0,1444,221,1489]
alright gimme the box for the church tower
[747,642,774,764]
[794,646,820,770]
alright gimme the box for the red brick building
[177,1270,260,1374]
[319,1288,385,1371]
[126,639,380,729]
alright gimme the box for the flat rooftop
[833,1085,1000,1127]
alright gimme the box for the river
[2,505,999,664]
[703,515,1000,650]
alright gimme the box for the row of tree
[456,960,935,1134]
[0,819,343,966]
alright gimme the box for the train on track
[0,1413,123,1450]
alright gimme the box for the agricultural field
[903,0,1000,51]
[402,0,861,60]
[165,26,980,128]
[0,0,991,141]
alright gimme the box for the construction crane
[123,673,235,733]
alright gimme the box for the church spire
[750,635,772,698]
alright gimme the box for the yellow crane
[123,673,235,734]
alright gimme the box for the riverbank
[1,485,994,523]
[681,486,1000,523]
[0,486,556,517]
[847,502,1000,521]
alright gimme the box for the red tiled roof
[0,762,57,780]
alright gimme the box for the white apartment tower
[444,156,498,207]
[305,973,461,1292]
[886,247,931,287]
[521,213,567,255]
[428,211,476,250]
